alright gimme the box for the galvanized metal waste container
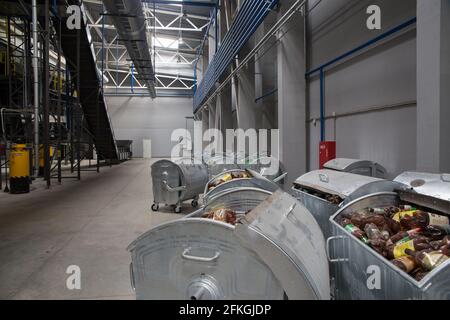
[204,153,240,178]
[236,153,287,185]
[128,190,330,300]
[324,158,387,178]
[291,170,403,238]
[203,169,280,204]
[328,187,450,300]
[151,159,208,213]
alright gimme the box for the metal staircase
[60,1,118,161]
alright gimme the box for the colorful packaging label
[344,224,369,243]
[393,237,415,258]
[393,210,417,222]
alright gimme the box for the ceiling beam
[140,0,217,8]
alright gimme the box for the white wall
[106,97,194,158]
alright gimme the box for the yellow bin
[38,144,54,176]
[9,144,30,194]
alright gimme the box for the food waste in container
[203,169,281,204]
[151,159,208,213]
[128,190,330,300]
[291,169,404,238]
[328,181,450,300]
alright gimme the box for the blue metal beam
[319,68,325,142]
[306,17,417,77]
[194,0,278,112]
[306,17,417,144]
[140,0,218,8]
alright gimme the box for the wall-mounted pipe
[305,17,417,77]
[141,0,218,8]
[307,100,416,123]
[305,17,417,143]
[319,68,324,141]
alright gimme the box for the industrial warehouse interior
[0,0,449,305]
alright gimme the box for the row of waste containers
[133,155,450,300]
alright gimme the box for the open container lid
[394,172,450,202]
[235,191,330,300]
[293,169,399,200]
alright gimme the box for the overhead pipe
[141,0,218,7]
[193,0,279,111]
[32,0,39,176]
[305,17,417,143]
[199,0,271,99]
[305,17,417,77]
[195,0,280,111]
[103,0,157,98]
[319,68,324,142]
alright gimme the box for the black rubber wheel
[174,206,182,214]
[151,203,159,212]
[191,200,198,208]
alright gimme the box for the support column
[201,109,209,149]
[277,9,306,187]
[208,102,216,130]
[220,85,234,131]
[416,0,450,173]
[237,45,261,131]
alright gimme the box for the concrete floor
[0,158,193,299]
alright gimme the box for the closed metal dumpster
[292,170,403,238]
[203,169,280,204]
[324,158,387,178]
[151,159,208,213]
[128,190,330,300]
[328,186,450,300]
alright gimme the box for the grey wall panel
[305,0,417,177]
[307,0,416,68]
[106,97,194,158]
[308,106,416,178]
[308,31,416,118]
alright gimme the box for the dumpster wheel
[151,203,159,212]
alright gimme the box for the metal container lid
[235,191,330,300]
[324,158,386,175]
[128,218,285,300]
[394,172,450,202]
[293,169,391,199]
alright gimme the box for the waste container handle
[326,236,349,263]
[441,174,450,183]
[182,247,221,263]
[163,180,187,192]
[129,263,136,291]
[273,172,288,183]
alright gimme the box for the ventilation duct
[103,0,156,98]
